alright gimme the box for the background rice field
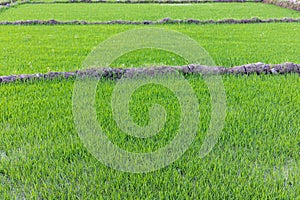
[1,3,300,21]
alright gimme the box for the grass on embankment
[1,3,300,21]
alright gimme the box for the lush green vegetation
[1,74,299,199]
[1,3,300,21]
[0,2,299,199]
[0,23,300,75]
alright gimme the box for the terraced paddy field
[0,1,300,199]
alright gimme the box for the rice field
[1,24,300,75]
[1,3,300,21]
[0,1,299,199]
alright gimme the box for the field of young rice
[0,24,300,75]
[1,3,300,21]
[0,1,299,199]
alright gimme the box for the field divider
[0,0,28,7]
[26,0,263,4]
[1,62,299,83]
[0,17,300,25]
[263,0,300,12]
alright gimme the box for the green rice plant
[0,73,299,199]
[0,2,299,198]
[0,3,299,21]
[0,23,300,76]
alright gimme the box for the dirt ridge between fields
[0,0,263,6]
[1,62,299,83]
[26,0,263,4]
[263,0,300,12]
[0,17,300,25]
